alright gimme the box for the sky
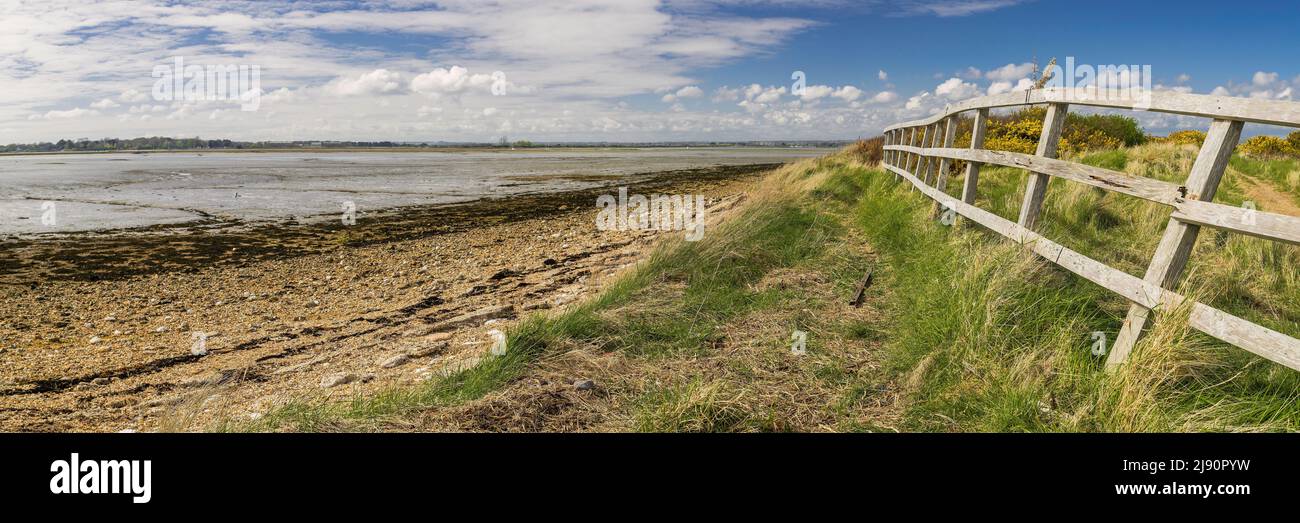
[2,0,1299,144]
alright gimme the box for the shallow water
[0,147,827,235]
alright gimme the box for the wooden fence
[880,88,1300,372]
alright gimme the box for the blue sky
[3,0,1298,143]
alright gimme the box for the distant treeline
[0,137,854,153]
[2,137,430,153]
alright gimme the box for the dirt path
[0,167,763,432]
[1239,174,1300,216]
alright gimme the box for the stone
[405,341,447,358]
[89,336,102,344]
[430,305,514,331]
[320,373,357,388]
[574,379,596,391]
[380,354,410,368]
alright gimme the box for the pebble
[89,336,102,344]
[574,379,596,391]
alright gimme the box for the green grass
[844,146,1300,432]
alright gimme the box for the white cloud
[30,107,99,120]
[832,86,862,101]
[984,62,1035,82]
[119,89,149,103]
[800,85,835,100]
[89,98,119,109]
[903,0,1030,17]
[871,91,897,103]
[935,77,978,100]
[711,86,740,102]
[663,84,704,102]
[1176,73,1191,83]
[987,77,1033,95]
[675,85,703,98]
[1211,86,1231,96]
[905,92,930,110]
[744,84,785,103]
[1253,71,1279,86]
[877,69,888,81]
[328,69,404,96]
[409,66,497,96]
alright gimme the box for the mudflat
[0,161,773,431]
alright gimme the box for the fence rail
[880,88,1300,372]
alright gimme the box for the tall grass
[848,144,1300,431]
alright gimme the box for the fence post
[1016,103,1069,230]
[923,122,940,185]
[961,108,989,205]
[932,115,958,216]
[907,126,921,190]
[890,130,900,169]
[1106,118,1244,369]
[883,129,894,166]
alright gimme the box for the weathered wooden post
[1106,118,1244,369]
[1016,103,1069,230]
[961,108,989,205]
[932,115,958,216]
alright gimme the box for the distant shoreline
[0,162,783,284]
[0,143,854,157]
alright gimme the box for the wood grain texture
[961,108,989,204]
[887,145,1184,205]
[1017,102,1068,230]
[933,116,958,215]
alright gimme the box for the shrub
[979,106,1142,156]
[1069,113,1146,147]
[1237,135,1300,158]
[1162,130,1207,147]
[845,136,884,164]
[1287,130,1300,152]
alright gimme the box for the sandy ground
[0,165,765,432]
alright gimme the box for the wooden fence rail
[880,87,1300,372]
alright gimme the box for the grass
[853,144,1300,431]
[231,144,1300,433]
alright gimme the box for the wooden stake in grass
[849,266,875,308]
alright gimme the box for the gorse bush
[1161,130,1207,147]
[1238,134,1300,158]
[950,106,1144,157]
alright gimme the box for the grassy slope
[238,146,1300,432]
